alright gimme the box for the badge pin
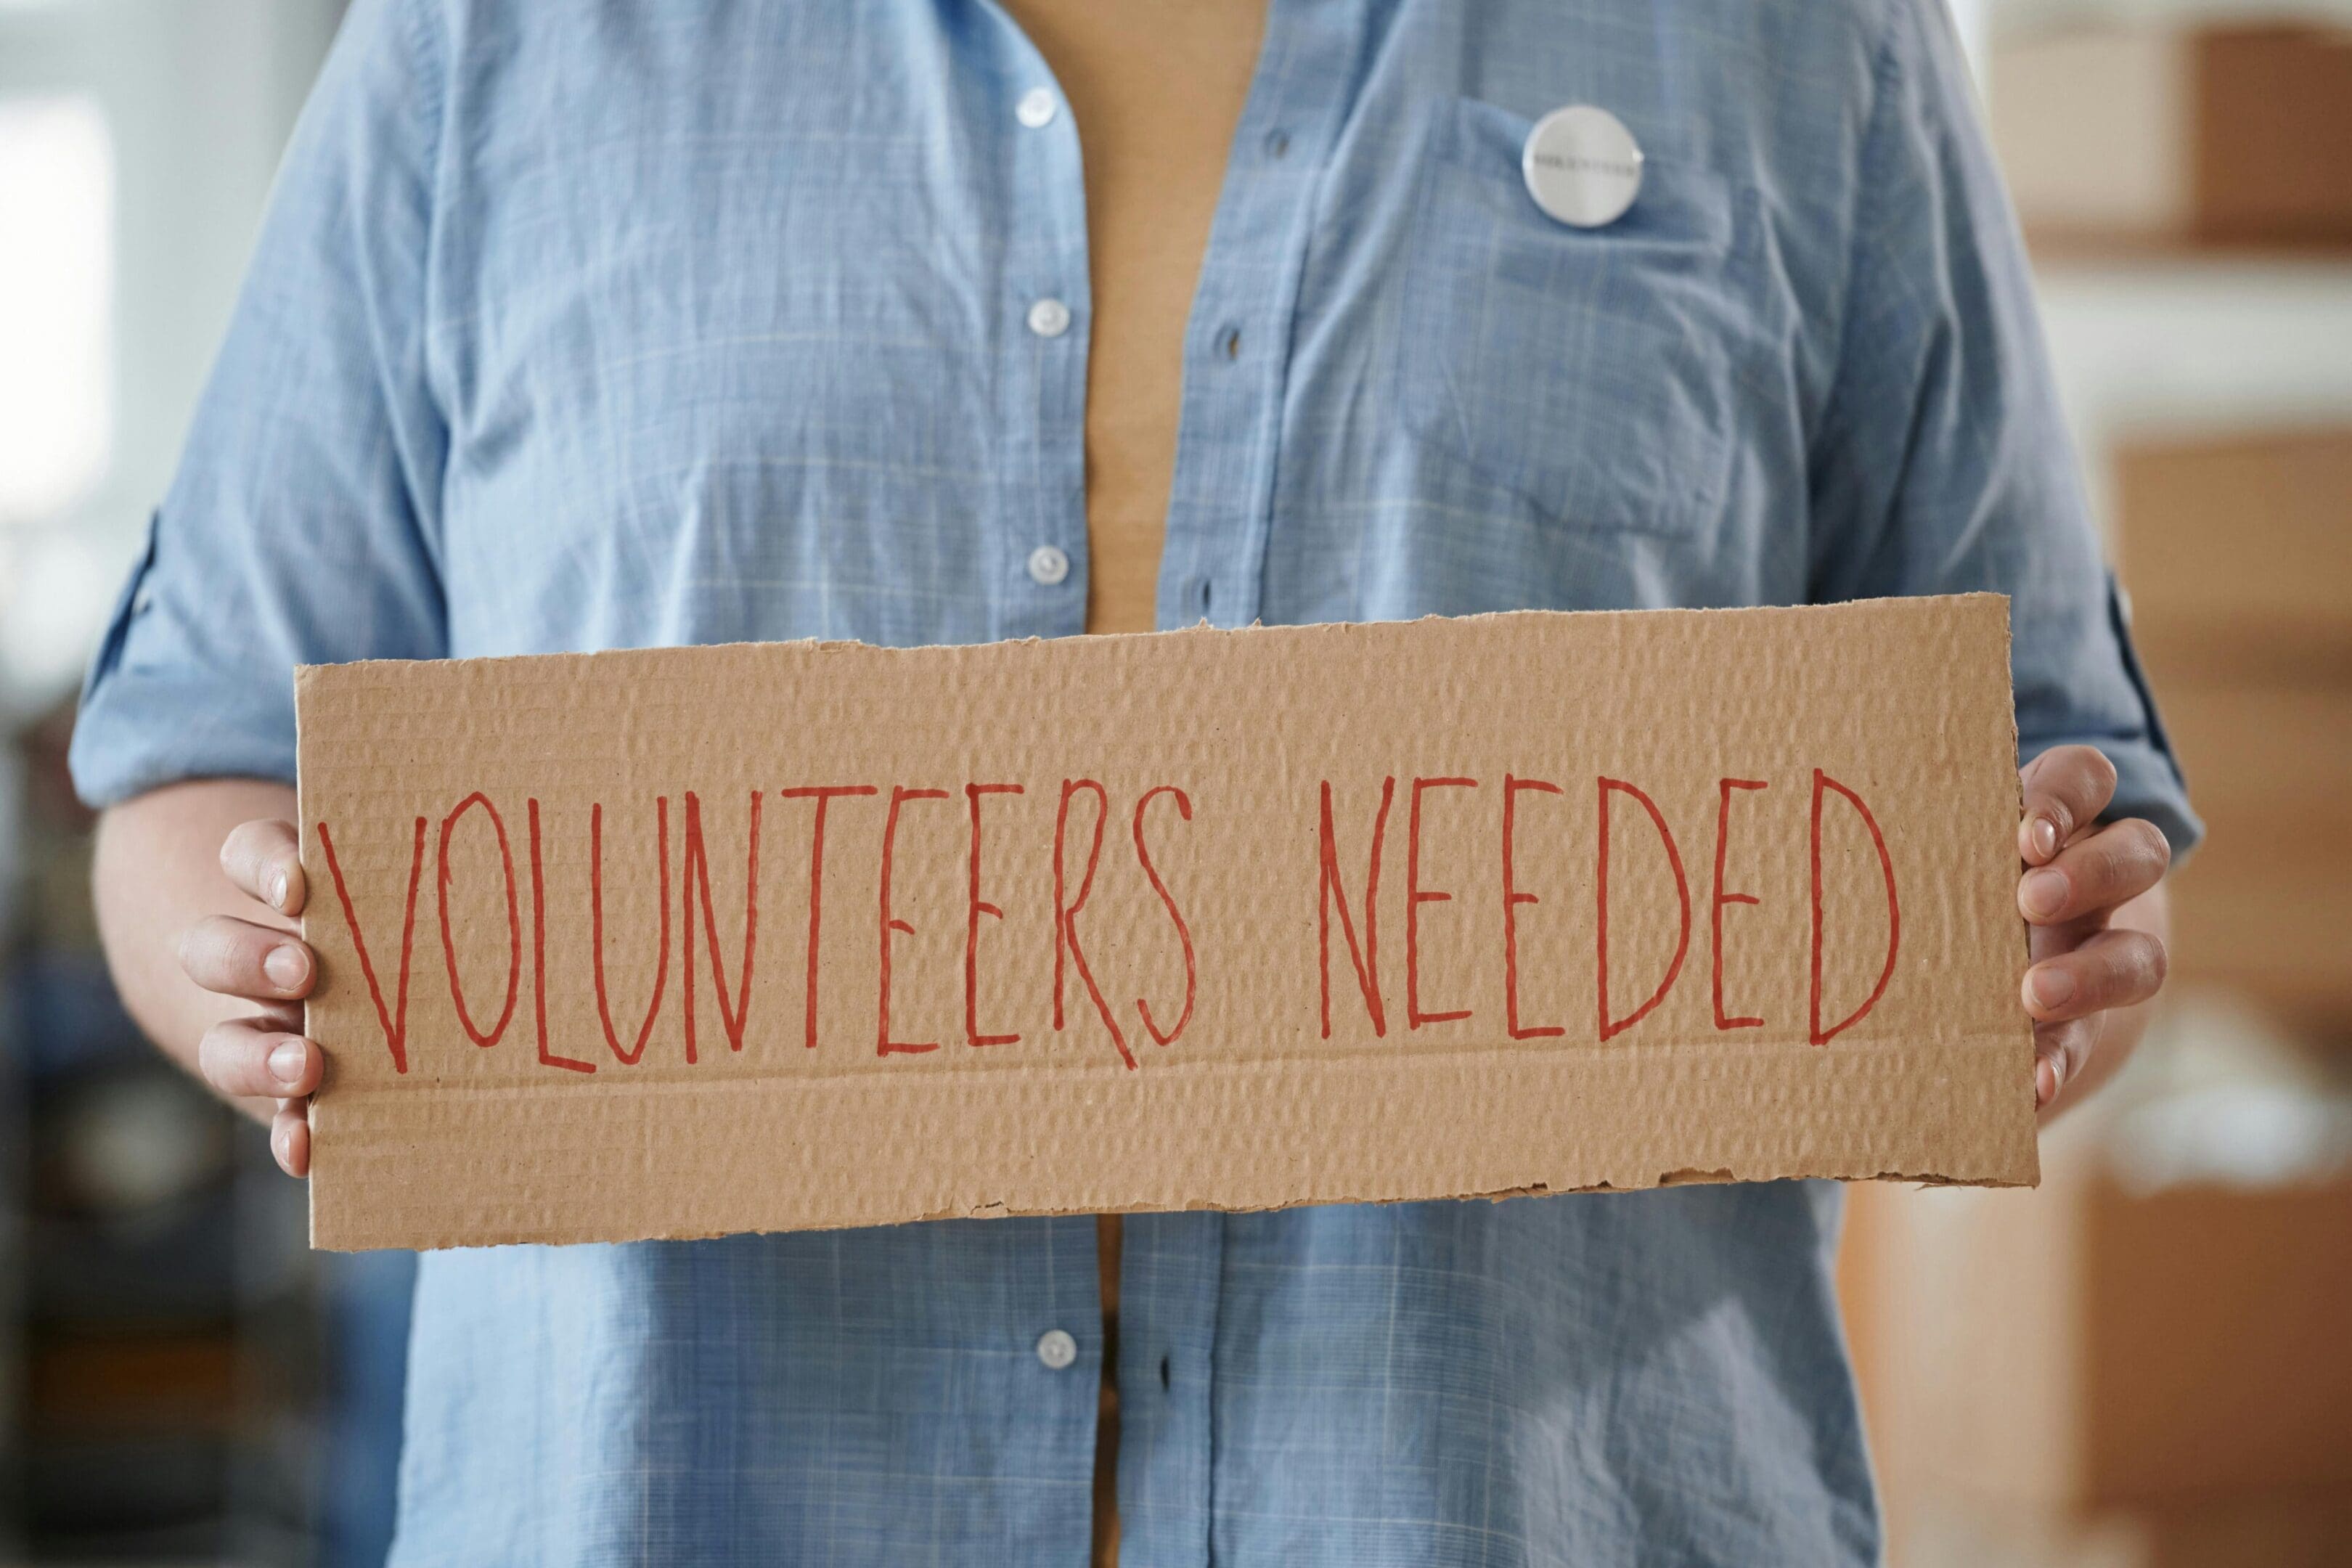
[1522,104,1643,229]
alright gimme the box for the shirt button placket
[1024,295,1077,605]
[1003,49,1085,639]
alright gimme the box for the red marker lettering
[1596,777,1691,1042]
[1501,775,1565,1040]
[1711,778,1768,1031]
[1405,777,1477,1029]
[1053,778,1132,1069]
[683,790,763,1062]
[965,783,1024,1048]
[590,797,671,1066]
[1131,785,1197,1048]
[782,785,876,1050]
[315,816,426,1074]
[1318,777,1395,1040]
[528,799,595,1074]
[1809,769,1901,1045]
[878,785,948,1055]
[436,791,521,1049]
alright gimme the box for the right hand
[179,820,322,1175]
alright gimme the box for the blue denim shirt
[72,0,2198,1562]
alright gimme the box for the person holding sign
[70,2,2193,1565]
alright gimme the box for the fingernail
[2029,815,2058,860]
[269,870,288,910]
[2035,1055,2059,1107]
[269,1040,307,1085]
[2020,868,2067,919]
[271,1122,291,1167]
[264,944,309,991]
[2028,965,2075,1012]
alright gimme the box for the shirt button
[1016,88,1058,128]
[1026,297,1072,339]
[1035,1328,1079,1370]
[1026,544,1071,587]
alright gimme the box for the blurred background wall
[0,4,415,1565]
[0,1,2347,1564]
[1848,6,2352,1567]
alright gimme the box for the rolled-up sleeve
[1805,0,2202,860]
[69,0,448,809]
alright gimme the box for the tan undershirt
[994,4,1268,1564]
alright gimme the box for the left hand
[2016,745,2171,1116]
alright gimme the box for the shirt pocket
[1389,97,1760,539]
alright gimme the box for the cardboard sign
[297,595,2037,1251]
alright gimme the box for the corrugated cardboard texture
[298,597,2036,1250]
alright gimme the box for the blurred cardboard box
[1894,1493,2352,1568]
[1849,1143,2352,1567]
[2115,428,2352,682]
[2111,428,2352,1037]
[2127,1497,2352,1568]
[1861,1156,2352,1511]
[1992,22,2352,253]
[2156,684,2352,1034]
